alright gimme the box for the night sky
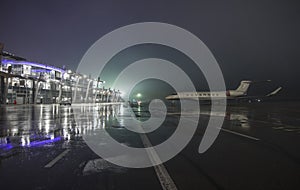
[1,0,300,99]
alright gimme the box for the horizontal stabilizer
[266,87,282,97]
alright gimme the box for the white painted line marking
[140,134,178,190]
[137,111,258,188]
[44,149,70,168]
[220,128,260,141]
[181,117,260,141]
[250,119,300,129]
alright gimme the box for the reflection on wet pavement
[1,103,299,155]
[0,104,121,155]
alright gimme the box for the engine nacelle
[226,90,245,97]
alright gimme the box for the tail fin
[235,80,252,94]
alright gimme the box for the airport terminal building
[0,56,120,104]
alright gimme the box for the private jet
[165,80,282,101]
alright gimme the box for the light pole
[136,93,142,106]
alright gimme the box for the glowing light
[3,144,13,150]
[137,100,142,106]
[2,59,65,73]
[26,137,61,147]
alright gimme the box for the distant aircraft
[165,80,282,101]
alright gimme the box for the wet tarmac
[0,102,300,190]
